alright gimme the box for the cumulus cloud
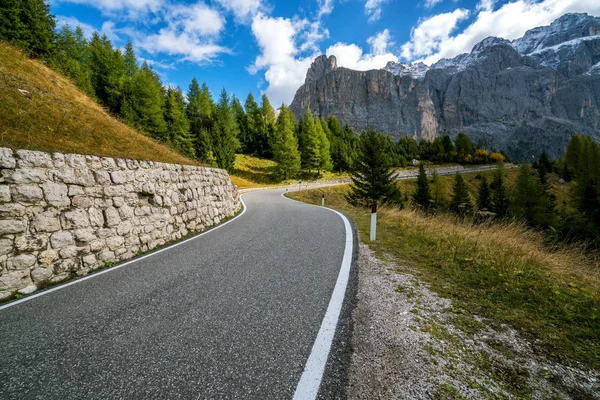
[402,0,600,65]
[365,0,388,23]
[138,2,228,63]
[326,29,398,70]
[214,0,263,22]
[249,13,325,106]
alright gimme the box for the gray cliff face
[289,13,600,159]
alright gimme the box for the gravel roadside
[347,244,599,399]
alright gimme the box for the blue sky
[49,0,600,106]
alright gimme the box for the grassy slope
[231,154,350,189]
[288,182,600,371]
[0,42,196,165]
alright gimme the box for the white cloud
[214,0,263,22]
[249,13,324,106]
[138,3,227,63]
[403,0,600,65]
[424,0,444,9]
[55,15,96,37]
[55,0,163,18]
[317,0,334,18]
[365,0,388,23]
[400,8,470,60]
[326,29,398,70]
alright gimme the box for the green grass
[288,185,600,370]
[0,41,199,165]
[230,153,350,189]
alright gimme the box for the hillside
[0,42,197,165]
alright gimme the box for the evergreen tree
[431,169,447,210]
[477,176,492,211]
[232,96,248,153]
[571,136,600,226]
[328,117,359,172]
[244,93,261,154]
[442,135,455,161]
[455,132,474,162]
[450,173,473,216]
[412,163,432,210]
[121,62,166,139]
[124,41,138,78]
[397,136,419,160]
[347,130,402,206]
[273,105,301,180]
[211,88,239,172]
[298,108,321,173]
[187,78,210,160]
[88,33,127,114]
[165,87,194,157]
[315,118,333,173]
[258,94,276,157]
[491,164,510,218]
[0,0,56,58]
[52,24,93,95]
[511,164,545,226]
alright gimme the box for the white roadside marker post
[298,179,302,192]
[370,202,377,241]
[322,193,325,206]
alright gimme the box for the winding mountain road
[0,189,355,399]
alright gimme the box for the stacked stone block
[0,148,241,299]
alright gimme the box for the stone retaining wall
[0,148,241,299]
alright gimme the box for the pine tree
[571,136,600,226]
[298,108,321,174]
[431,169,447,210]
[165,87,194,157]
[244,93,261,155]
[121,62,166,139]
[315,118,332,173]
[232,96,249,153]
[259,94,276,158]
[211,88,239,172]
[491,164,510,218]
[52,24,93,95]
[511,164,545,226]
[186,78,208,160]
[88,33,127,114]
[124,41,138,79]
[412,163,432,210]
[450,173,473,216]
[0,0,56,58]
[455,132,474,162]
[273,105,301,180]
[347,130,402,206]
[477,176,492,211]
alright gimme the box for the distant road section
[0,189,352,399]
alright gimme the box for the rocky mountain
[290,13,600,159]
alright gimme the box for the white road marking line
[282,192,354,400]
[0,196,248,311]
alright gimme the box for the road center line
[282,192,354,400]
[0,196,248,311]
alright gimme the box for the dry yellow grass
[289,185,600,368]
[0,42,197,165]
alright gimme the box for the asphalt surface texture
[0,189,357,399]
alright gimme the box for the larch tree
[273,105,301,180]
[211,88,239,172]
[165,87,194,158]
[315,118,333,174]
[298,108,321,174]
[0,0,56,58]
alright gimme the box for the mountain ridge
[290,13,600,159]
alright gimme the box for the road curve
[0,189,353,399]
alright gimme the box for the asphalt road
[0,189,355,399]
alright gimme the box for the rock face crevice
[290,13,600,159]
[0,148,241,298]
